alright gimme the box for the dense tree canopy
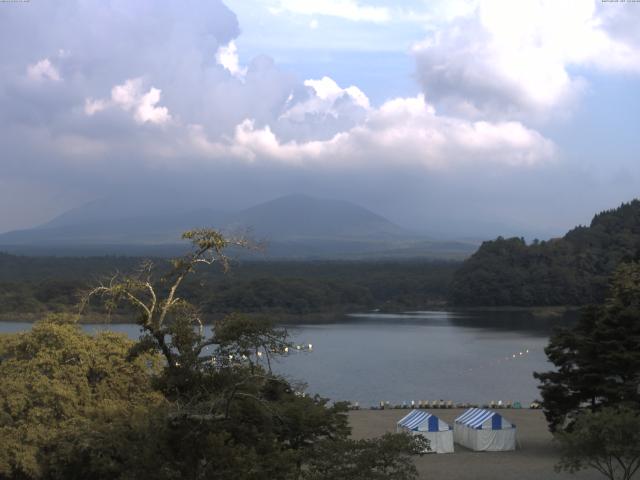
[534,262,640,432]
[0,316,164,479]
[0,255,456,319]
[306,433,428,480]
[1,229,425,480]
[450,200,640,306]
[555,406,640,480]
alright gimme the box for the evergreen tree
[534,262,640,431]
[451,199,640,306]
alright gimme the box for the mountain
[449,199,640,306]
[227,194,405,240]
[1,191,228,246]
[0,194,477,259]
[40,193,204,229]
[0,209,227,246]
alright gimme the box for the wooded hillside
[450,200,640,306]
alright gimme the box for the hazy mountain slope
[0,194,404,244]
[226,194,406,240]
[41,192,214,229]
[0,194,476,259]
[0,209,227,245]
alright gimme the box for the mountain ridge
[0,194,475,259]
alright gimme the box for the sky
[0,0,639,238]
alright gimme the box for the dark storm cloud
[0,0,638,238]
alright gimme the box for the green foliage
[0,316,164,479]
[451,200,640,306]
[535,262,640,431]
[213,313,289,373]
[43,404,169,480]
[305,433,428,480]
[555,407,640,480]
[0,256,457,318]
[1,229,426,479]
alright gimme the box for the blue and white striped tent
[453,408,516,451]
[396,410,454,453]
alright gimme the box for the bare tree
[81,228,284,371]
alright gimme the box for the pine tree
[534,262,640,431]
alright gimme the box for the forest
[1,230,427,480]
[449,200,640,306]
[2,199,640,317]
[0,255,457,320]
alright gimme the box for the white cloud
[413,0,640,119]
[135,87,171,124]
[4,0,640,238]
[309,19,319,29]
[84,98,108,116]
[74,65,554,172]
[187,95,555,169]
[304,77,370,109]
[26,58,61,82]
[9,1,559,192]
[280,76,370,126]
[270,0,390,23]
[215,41,247,78]
[85,78,171,125]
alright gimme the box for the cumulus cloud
[85,78,171,125]
[269,0,390,23]
[7,0,640,235]
[215,41,247,78]
[26,58,61,82]
[305,77,370,109]
[185,94,554,169]
[279,76,370,129]
[1,0,560,180]
[598,1,640,49]
[413,0,640,119]
[84,98,108,116]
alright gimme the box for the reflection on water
[278,310,575,405]
[1,310,575,406]
[347,309,577,336]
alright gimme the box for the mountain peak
[0,194,406,246]
[230,194,403,240]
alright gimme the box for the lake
[0,310,571,406]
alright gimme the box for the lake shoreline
[0,305,581,325]
[0,311,354,325]
[1,310,560,405]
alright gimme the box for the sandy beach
[349,409,603,480]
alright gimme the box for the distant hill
[39,193,215,229]
[228,194,405,240]
[449,199,640,306]
[0,194,477,259]
[0,210,226,246]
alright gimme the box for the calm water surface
[1,311,571,406]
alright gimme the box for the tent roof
[397,410,450,432]
[455,408,513,429]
